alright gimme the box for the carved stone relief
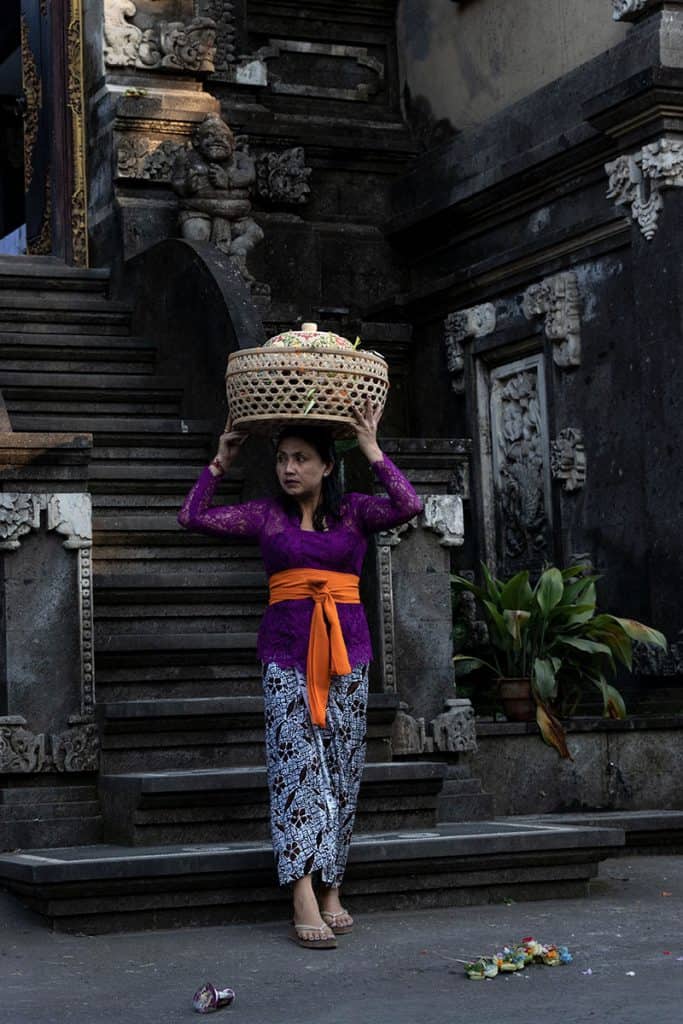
[255,147,312,206]
[204,0,236,69]
[0,492,97,773]
[484,356,553,575]
[117,137,190,181]
[0,493,40,551]
[256,39,384,102]
[104,0,217,72]
[422,494,465,547]
[171,114,263,282]
[551,428,587,492]
[522,272,582,368]
[431,699,477,753]
[606,140,683,239]
[444,303,496,393]
[612,0,648,19]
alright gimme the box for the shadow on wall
[402,84,458,152]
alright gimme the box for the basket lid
[263,322,354,350]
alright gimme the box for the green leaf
[452,655,498,677]
[560,564,592,580]
[532,657,558,702]
[536,568,564,615]
[562,575,600,605]
[607,616,667,650]
[586,616,634,670]
[481,562,503,603]
[551,602,596,627]
[556,636,613,658]
[482,600,510,649]
[605,684,627,719]
[503,609,531,648]
[450,574,487,601]
[499,571,534,612]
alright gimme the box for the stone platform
[0,818,624,933]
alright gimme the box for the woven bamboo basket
[225,322,389,437]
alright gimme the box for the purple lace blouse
[178,456,423,671]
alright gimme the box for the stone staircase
[0,257,626,931]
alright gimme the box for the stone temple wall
[388,0,683,668]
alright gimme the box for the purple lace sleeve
[178,466,268,538]
[353,455,423,533]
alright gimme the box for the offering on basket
[225,322,389,437]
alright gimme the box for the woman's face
[275,436,332,503]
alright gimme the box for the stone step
[91,444,210,465]
[0,295,131,333]
[97,693,397,772]
[0,820,625,932]
[0,292,128,313]
[0,815,103,853]
[95,663,264,702]
[0,256,110,294]
[98,762,449,845]
[520,810,683,855]
[0,785,98,805]
[93,570,267,603]
[93,543,263,576]
[8,414,208,436]
[1,370,182,401]
[0,332,156,374]
[95,631,259,670]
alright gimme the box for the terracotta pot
[498,678,536,722]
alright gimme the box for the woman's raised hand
[214,414,248,470]
[351,399,383,464]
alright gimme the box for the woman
[178,401,422,948]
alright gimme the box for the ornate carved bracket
[0,493,41,551]
[606,139,683,239]
[550,428,587,492]
[612,0,648,19]
[255,147,312,206]
[104,0,217,73]
[443,303,496,393]
[522,271,582,368]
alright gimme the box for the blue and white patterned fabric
[262,661,368,887]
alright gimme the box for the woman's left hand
[352,399,383,463]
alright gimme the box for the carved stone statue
[172,114,264,281]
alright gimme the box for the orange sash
[268,568,361,727]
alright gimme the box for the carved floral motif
[104,0,217,72]
[606,140,683,239]
[444,304,496,393]
[431,700,477,753]
[0,719,98,774]
[255,147,312,205]
[551,428,587,492]
[0,494,40,551]
[612,0,648,20]
[523,272,582,368]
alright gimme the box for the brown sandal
[320,909,354,935]
[289,923,337,949]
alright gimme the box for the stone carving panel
[551,428,587,492]
[117,137,189,181]
[0,492,97,773]
[256,39,384,102]
[255,147,312,206]
[204,0,236,69]
[606,140,683,239]
[444,303,496,393]
[522,272,582,368]
[172,114,263,281]
[488,358,553,575]
[104,0,217,72]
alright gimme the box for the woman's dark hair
[274,424,343,531]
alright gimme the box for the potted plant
[451,563,667,759]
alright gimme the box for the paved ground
[1,855,681,1024]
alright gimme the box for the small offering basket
[225,322,389,438]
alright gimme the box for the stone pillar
[0,430,97,849]
[370,439,478,758]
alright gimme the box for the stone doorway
[0,0,88,264]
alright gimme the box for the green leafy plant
[451,564,667,759]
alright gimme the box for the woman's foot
[291,876,336,946]
[318,885,354,933]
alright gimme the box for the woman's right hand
[213,415,248,471]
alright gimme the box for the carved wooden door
[0,0,87,263]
